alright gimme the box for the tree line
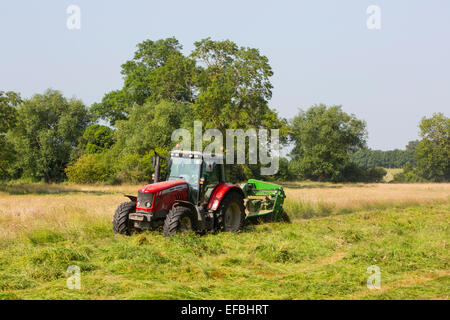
[351,146,417,169]
[1,38,448,184]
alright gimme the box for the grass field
[0,182,449,300]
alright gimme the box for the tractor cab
[158,150,225,206]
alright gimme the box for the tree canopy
[289,104,367,182]
[75,124,115,156]
[0,91,21,134]
[8,89,89,182]
[414,113,449,182]
[192,38,284,133]
[113,100,194,156]
[90,38,196,125]
[0,91,22,179]
[352,148,415,169]
[91,37,286,135]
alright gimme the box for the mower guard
[241,179,286,221]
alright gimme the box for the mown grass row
[0,200,448,300]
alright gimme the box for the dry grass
[283,182,450,211]
[1,182,449,241]
[0,183,142,241]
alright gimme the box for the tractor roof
[170,150,224,161]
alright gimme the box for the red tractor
[113,150,246,237]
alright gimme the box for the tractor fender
[124,194,137,203]
[206,183,245,211]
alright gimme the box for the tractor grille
[137,192,153,208]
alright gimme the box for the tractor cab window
[202,161,220,184]
[200,161,220,203]
[167,157,202,188]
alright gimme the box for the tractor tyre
[163,206,198,237]
[113,201,136,235]
[216,192,245,232]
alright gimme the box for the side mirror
[205,162,215,173]
[151,157,156,169]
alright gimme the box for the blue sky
[1,0,449,150]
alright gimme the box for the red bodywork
[137,180,188,213]
[206,182,243,211]
[136,180,242,213]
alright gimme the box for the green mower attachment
[241,179,287,222]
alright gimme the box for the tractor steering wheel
[179,174,191,182]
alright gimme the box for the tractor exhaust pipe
[154,155,160,183]
[151,151,169,183]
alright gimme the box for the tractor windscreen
[166,157,202,188]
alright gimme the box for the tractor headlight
[137,192,153,209]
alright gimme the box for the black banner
[1,300,444,318]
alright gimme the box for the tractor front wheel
[113,201,136,235]
[163,206,198,237]
[217,192,245,232]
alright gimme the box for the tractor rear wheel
[113,201,136,235]
[163,206,198,237]
[217,192,245,232]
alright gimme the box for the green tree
[92,38,197,125]
[90,89,133,126]
[65,153,114,184]
[351,148,415,168]
[112,100,194,156]
[406,140,419,151]
[89,37,288,182]
[109,100,193,183]
[77,124,115,155]
[393,162,427,183]
[192,38,285,133]
[121,38,196,104]
[9,89,90,182]
[414,113,449,182]
[290,104,367,182]
[0,91,21,133]
[0,91,22,179]
[68,100,192,184]
[272,157,295,181]
[191,38,288,180]
[92,37,287,137]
